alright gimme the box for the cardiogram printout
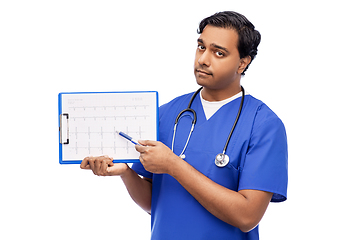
[58,91,158,164]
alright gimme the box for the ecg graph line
[69,105,150,111]
[68,126,145,155]
[69,115,150,121]
[69,130,146,138]
[69,145,133,155]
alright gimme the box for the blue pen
[116,131,141,145]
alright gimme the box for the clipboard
[58,91,159,164]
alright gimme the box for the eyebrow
[197,38,230,54]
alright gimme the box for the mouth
[196,68,212,76]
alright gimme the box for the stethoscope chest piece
[215,153,229,167]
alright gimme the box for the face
[194,25,249,100]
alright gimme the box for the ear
[237,56,252,74]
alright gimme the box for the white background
[1,0,359,239]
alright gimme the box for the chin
[195,76,206,88]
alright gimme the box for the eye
[197,45,205,51]
[215,51,224,57]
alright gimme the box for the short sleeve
[238,105,288,202]
[132,162,153,179]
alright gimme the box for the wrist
[119,164,131,178]
[167,155,185,177]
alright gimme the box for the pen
[116,131,141,145]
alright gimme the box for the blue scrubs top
[132,92,288,240]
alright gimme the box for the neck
[201,85,242,102]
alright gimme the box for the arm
[169,158,272,232]
[80,156,152,214]
[120,168,152,214]
[136,140,272,232]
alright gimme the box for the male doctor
[81,11,288,240]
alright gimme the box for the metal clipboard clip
[59,113,69,144]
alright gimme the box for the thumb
[138,139,157,146]
[106,163,129,176]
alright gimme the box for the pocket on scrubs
[183,148,242,191]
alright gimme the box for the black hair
[198,11,261,75]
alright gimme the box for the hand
[135,140,179,174]
[80,155,129,176]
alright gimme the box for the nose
[197,50,210,67]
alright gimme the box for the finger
[135,144,146,153]
[88,157,96,174]
[93,156,113,176]
[80,157,91,169]
[99,155,114,168]
[100,160,108,176]
[138,155,144,164]
[94,158,102,175]
[108,158,114,167]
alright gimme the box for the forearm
[169,157,270,232]
[120,167,152,214]
[135,140,271,230]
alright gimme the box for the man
[81,11,288,239]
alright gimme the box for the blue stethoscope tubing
[171,86,245,167]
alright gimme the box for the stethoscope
[171,86,245,167]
